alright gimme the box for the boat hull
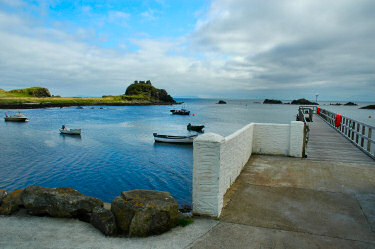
[59,128,81,135]
[153,133,197,143]
[5,117,28,122]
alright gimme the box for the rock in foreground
[90,206,117,236]
[111,189,179,237]
[22,186,103,220]
[0,189,24,215]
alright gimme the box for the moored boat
[187,123,205,132]
[170,109,190,115]
[59,125,81,135]
[153,133,197,143]
[4,113,29,122]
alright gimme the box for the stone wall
[193,121,304,217]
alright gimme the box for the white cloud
[0,0,374,101]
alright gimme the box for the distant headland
[0,81,177,109]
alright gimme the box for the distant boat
[59,125,81,135]
[153,133,197,144]
[187,123,204,132]
[170,109,190,115]
[4,113,29,122]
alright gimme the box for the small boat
[153,133,197,144]
[187,123,205,132]
[4,113,29,122]
[170,109,190,115]
[59,125,81,135]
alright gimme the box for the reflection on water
[0,99,373,206]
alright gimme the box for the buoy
[192,114,195,116]
[369,116,372,118]
[335,113,342,128]
[317,106,320,114]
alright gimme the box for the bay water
[0,99,374,206]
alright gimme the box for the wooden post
[368,128,372,152]
[361,125,365,148]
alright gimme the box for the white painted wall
[193,121,304,217]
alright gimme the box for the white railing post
[289,121,304,157]
[193,133,224,217]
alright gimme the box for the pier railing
[318,108,375,160]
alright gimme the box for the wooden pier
[301,107,374,164]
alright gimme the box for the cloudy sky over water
[0,0,374,101]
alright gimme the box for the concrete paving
[192,155,375,249]
[0,211,218,249]
[1,155,375,248]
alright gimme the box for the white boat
[153,133,197,144]
[4,113,29,122]
[59,125,81,135]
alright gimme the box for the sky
[0,0,374,101]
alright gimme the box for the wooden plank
[305,115,374,164]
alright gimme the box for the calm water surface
[0,99,374,206]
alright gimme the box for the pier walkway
[306,114,375,164]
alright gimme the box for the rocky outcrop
[344,102,357,106]
[21,186,103,220]
[111,189,179,237]
[263,99,282,104]
[0,189,7,204]
[125,81,176,104]
[291,98,318,105]
[0,189,24,215]
[0,187,182,237]
[217,100,227,104]
[360,105,375,109]
[90,207,117,236]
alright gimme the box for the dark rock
[360,105,375,109]
[344,102,357,106]
[0,189,24,215]
[291,98,318,105]
[0,189,7,205]
[125,81,176,104]
[217,100,227,104]
[263,99,282,104]
[111,189,179,237]
[111,196,136,234]
[90,207,117,236]
[330,103,342,106]
[21,186,103,219]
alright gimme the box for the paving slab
[239,156,375,195]
[220,183,375,242]
[190,222,375,249]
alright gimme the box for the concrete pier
[191,155,375,248]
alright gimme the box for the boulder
[0,189,7,205]
[111,190,179,237]
[0,189,24,215]
[90,207,117,236]
[21,186,103,220]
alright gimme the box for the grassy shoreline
[0,96,177,109]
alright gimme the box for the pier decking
[306,114,375,164]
